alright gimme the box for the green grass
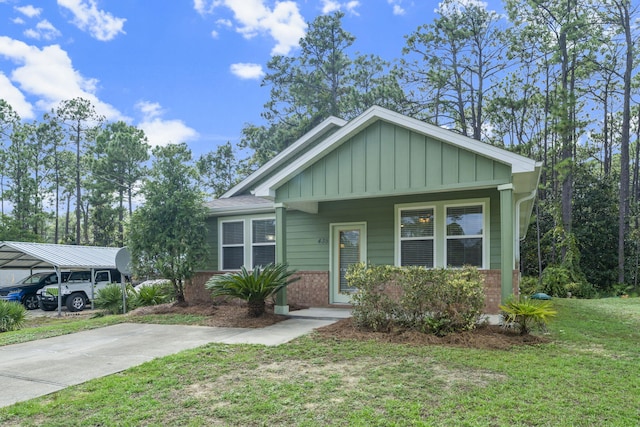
[1,298,639,426]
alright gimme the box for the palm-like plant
[205,263,299,317]
[500,297,557,335]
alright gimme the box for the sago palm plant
[205,263,299,317]
[500,296,557,335]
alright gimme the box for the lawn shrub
[131,281,173,307]
[347,264,485,335]
[541,266,595,298]
[346,263,397,332]
[519,276,540,295]
[0,300,27,332]
[500,296,557,335]
[95,284,129,315]
[205,263,299,317]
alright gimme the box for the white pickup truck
[37,269,122,312]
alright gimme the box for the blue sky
[0,0,502,158]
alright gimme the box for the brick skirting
[188,269,519,314]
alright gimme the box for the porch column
[274,203,289,315]
[498,184,515,303]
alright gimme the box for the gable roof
[247,106,541,199]
[0,242,121,270]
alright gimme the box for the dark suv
[0,271,71,310]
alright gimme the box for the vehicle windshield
[18,273,52,285]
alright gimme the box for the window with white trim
[221,221,244,270]
[252,218,276,267]
[446,204,484,267]
[399,207,435,267]
[220,216,276,270]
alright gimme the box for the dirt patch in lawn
[128,302,550,349]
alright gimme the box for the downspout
[514,189,537,274]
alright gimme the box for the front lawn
[1,298,639,426]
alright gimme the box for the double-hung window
[445,204,484,267]
[399,207,435,267]
[221,221,244,270]
[396,200,487,269]
[252,219,276,268]
[220,217,276,270]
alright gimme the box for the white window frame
[395,204,436,267]
[395,198,489,269]
[218,215,276,271]
[444,201,488,269]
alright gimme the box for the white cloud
[0,36,122,120]
[194,0,306,55]
[211,30,219,38]
[15,5,42,18]
[0,72,35,119]
[321,0,360,15]
[387,0,406,15]
[230,62,264,79]
[24,20,62,41]
[135,101,199,148]
[57,0,126,41]
[12,17,26,25]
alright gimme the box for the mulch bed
[128,302,550,350]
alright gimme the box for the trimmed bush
[347,264,485,336]
[0,300,27,332]
[519,276,540,296]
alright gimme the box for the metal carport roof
[0,241,121,270]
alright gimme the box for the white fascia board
[254,106,540,198]
[221,116,347,198]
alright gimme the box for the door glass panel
[339,229,360,294]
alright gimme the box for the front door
[331,223,366,304]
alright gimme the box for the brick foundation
[187,269,519,314]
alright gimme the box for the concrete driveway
[0,308,350,408]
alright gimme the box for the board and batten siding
[276,121,512,203]
[285,190,502,271]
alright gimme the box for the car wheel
[39,302,56,311]
[22,294,39,310]
[66,293,86,312]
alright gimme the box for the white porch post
[274,203,289,315]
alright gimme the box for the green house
[196,106,541,314]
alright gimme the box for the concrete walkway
[0,307,351,408]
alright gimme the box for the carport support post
[499,184,515,304]
[274,203,289,315]
[55,266,62,318]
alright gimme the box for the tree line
[1,0,639,294]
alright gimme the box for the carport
[0,241,126,316]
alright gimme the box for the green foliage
[128,143,208,303]
[500,296,557,335]
[95,284,129,315]
[346,263,397,332]
[519,276,540,295]
[131,281,174,307]
[205,263,299,317]
[347,264,485,335]
[0,301,27,332]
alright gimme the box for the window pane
[446,238,482,267]
[401,208,434,238]
[253,219,276,243]
[222,221,244,244]
[447,205,483,236]
[253,246,275,268]
[401,240,434,268]
[223,247,244,270]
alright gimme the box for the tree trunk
[247,300,266,318]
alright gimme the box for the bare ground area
[128,302,550,350]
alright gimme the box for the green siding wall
[286,190,502,271]
[203,216,218,270]
[276,121,511,203]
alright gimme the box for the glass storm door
[331,223,366,304]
